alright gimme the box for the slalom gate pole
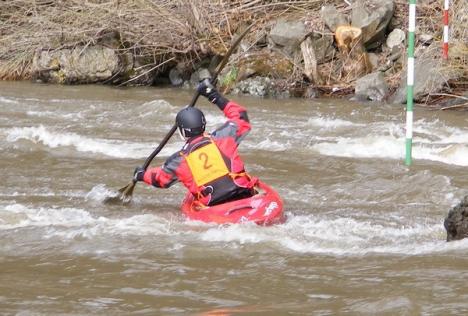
[443,0,450,59]
[405,0,416,166]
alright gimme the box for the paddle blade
[103,181,136,205]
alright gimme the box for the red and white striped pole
[443,0,450,59]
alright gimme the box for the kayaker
[133,79,257,206]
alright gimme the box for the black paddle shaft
[140,24,253,171]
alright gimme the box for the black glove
[133,166,145,182]
[197,78,228,110]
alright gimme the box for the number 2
[199,152,212,169]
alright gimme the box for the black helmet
[176,107,206,138]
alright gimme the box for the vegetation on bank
[0,0,466,108]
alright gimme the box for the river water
[1,80,467,315]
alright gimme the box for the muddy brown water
[1,81,467,315]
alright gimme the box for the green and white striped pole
[405,0,416,166]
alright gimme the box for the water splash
[4,125,183,159]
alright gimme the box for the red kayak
[181,181,285,225]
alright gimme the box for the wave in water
[308,119,468,166]
[4,115,467,166]
[0,96,19,104]
[1,202,466,256]
[4,125,183,159]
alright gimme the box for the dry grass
[0,0,337,80]
[393,0,467,69]
[0,0,465,101]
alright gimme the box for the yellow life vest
[184,141,230,187]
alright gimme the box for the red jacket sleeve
[224,100,251,137]
[213,100,251,142]
[142,166,176,188]
[142,152,182,188]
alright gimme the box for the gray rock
[419,34,434,45]
[233,77,274,97]
[232,77,290,98]
[444,196,468,241]
[368,53,380,70]
[390,45,458,104]
[351,0,394,47]
[269,20,308,56]
[169,67,183,86]
[32,45,121,84]
[189,68,211,86]
[386,28,406,50]
[321,5,348,32]
[354,72,389,101]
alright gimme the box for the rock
[303,86,318,98]
[32,45,122,84]
[444,196,468,241]
[269,20,308,56]
[232,77,274,97]
[351,0,394,47]
[169,67,183,86]
[189,68,211,86]
[235,50,293,82]
[418,34,434,45]
[368,53,380,70]
[31,43,163,85]
[321,5,348,32]
[390,45,460,104]
[232,76,290,98]
[386,29,406,50]
[353,72,389,101]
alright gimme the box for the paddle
[105,24,253,204]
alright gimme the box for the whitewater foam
[2,201,465,256]
[4,125,183,159]
[197,214,465,256]
[309,119,468,166]
[307,117,364,129]
[0,96,19,104]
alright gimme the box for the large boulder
[390,45,460,104]
[354,72,389,101]
[351,0,394,48]
[269,20,308,56]
[232,77,280,97]
[235,50,294,82]
[444,196,468,241]
[32,45,124,84]
[321,5,348,32]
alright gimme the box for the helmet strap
[178,127,188,141]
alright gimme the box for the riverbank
[0,0,466,109]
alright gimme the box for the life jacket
[182,135,252,206]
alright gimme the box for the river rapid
[1,81,467,315]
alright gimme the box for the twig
[441,102,468,110]
[430,93,468,101]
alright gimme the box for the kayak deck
[181,181,284,225]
